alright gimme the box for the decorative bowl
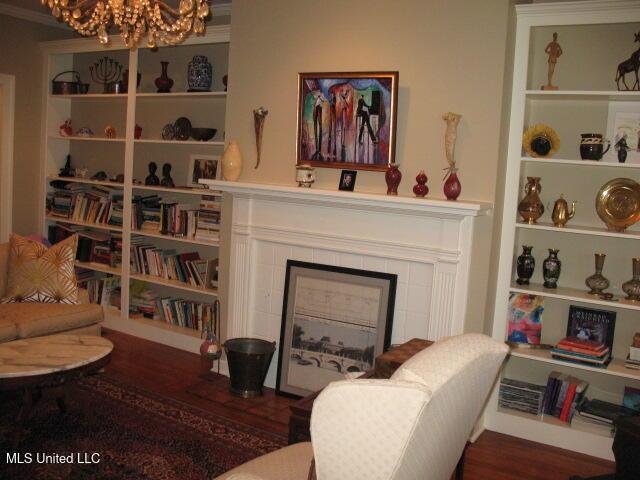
[191,128,217,142]
[173,117,192,141]
[595,177,640,231]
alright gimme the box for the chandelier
[42,0,210,48]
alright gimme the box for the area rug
[0,375,286,479]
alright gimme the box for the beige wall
[225,0,512,202]
[0,15,71,236]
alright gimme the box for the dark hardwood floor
[102,329,616,480]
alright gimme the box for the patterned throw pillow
[1,233,79,304]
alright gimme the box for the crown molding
[0,4,67,29]
[516,0,640,18]
[212,3,232,17]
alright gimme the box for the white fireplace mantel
[201,180,493,386]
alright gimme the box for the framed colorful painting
[296,72,399,171]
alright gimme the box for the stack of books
[47,185,123,226]
[156,298,216,331]
[541,371,589,423]
[575,398,637,429]
[195,195,221,242]
[76,271,120,308]
[551,337,610,368]
[626,333,640,370]
[132,195,161,231]
[129,280,159,319]
[498,378,546,416]
[130,241,217,289]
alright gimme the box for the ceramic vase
[518,177,544,224]
[155,61,174,93]
[187,55,212,92]
[516,245,535,285]
[585,253,610,295]
[413,170,428,197]
[542,248,561,289]
[222,141,243,181]
[385,164,402,195]
[622,257,640,301]
[443,170,461,200]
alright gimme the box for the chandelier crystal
[42,0,210,48]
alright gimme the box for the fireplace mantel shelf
[199,180,493,218]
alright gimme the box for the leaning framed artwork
[189,154,221,187]
[296,71,399,171]
[276,260,396,398]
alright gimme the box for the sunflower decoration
[522,124,560,158]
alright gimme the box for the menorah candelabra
[90,57,123,94]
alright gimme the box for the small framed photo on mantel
[338,170,357,191]
[296,71,399,172]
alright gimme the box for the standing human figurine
[161,163,175,188]
[145,162,160,185]
[542,32,562,90]
[615,134,630,163]
[442,112,462,200]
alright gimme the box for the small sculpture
[104,125,116,138]
[91,171,108,181]
[413,171,428,197]
[551,194,576,227]
[615,134,630,163]
[442,112,462,200]
[296,165,315,187]
[76,127,94,137]
[616,32,640,91]
[75,167,89,179]
[542,32,562,90]
[160,163,175,188]
[59,119,73,137]
[145,162,160,185]
[253,107,268,169]
[59,154,74,177]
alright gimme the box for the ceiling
[0,0,229,14]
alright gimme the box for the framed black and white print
[276,260,396,398]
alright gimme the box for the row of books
[541,371,589,423]
[130,238,218,290]
[76,270,121,308]
[551,337,611,368]
[131,194,221,241]
[499,378,546,415]
[47,185,123,226]
[48,225,123,268]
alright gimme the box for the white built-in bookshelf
[39,27,229,353]
[486,1,640,461]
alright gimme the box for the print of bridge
[290,347,370,373]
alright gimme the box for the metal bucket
[52,70,81,95]
[224,338,276,398]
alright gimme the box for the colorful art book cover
[566,306,616,351]
[623,386,640,413]
[507,293,543,345]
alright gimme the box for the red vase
[385,164,402,195]
[155,61,174,93]
[444,170,461,200]
[413,170,429,197]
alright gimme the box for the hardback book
[566,306,616,352]
[576,398,637,424]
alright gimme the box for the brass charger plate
[595,178,640,231]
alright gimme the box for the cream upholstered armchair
[216,333,509,480]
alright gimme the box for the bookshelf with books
[39,25,230,354]
[487,2,640,460]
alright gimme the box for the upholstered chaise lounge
[217,333,509,480]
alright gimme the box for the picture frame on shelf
[276,260,396,398]
[566,305,616,351]
[604,101,640,164]
[507,293,544,345]
[296,71,399,172]
[338,170,357,191]
[188,154,221,187]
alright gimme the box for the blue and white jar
[187,55,212,92]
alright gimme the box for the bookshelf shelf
[46,216,123,232]
[524,90,640,101]
[134,139,224,146]
[136,91,227,98]
[132,229,219,246]
[49,135,126,143]
[47,175,124,188]
[510,349,640,381]
[129,273,219,297]
[49,93,128,100]
[130,315,202,338]
[516,221,640,239]
[509,282,640,312]
[133,184,220,196]
[521,157,640,169]
[75,260,121,276]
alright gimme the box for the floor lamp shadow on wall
[0,74,15,242]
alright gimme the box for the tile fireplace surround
[201,180,493,387]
